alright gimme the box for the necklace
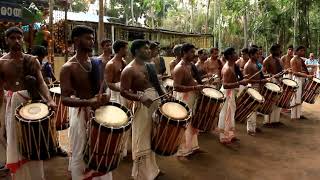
[75,57,92,72]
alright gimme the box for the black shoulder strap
[235,64,244,81]
[90,58,103,95]
[159,56,166,74]
[191,63,203,85]
[145,63,165,97]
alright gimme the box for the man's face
[77,33,94,53]
[241,52,249,61]
[137,44,151,61]
[211,49,219,59]
[272,48,281,57]
[151,47,160,57]
[185,48,196,62]
[6,33,23,52]
[288,48,293,56]
[119,44,129,57]
[103,41,112,54]
[309,53,315,60]
[251,51,259,60]
[199,52,208,61]
[297,48,306,57]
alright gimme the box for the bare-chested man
[195,48,209,78]
[150,42,166,75]
[281,45,294,78]
[0,27,56,180]
[60,25,111,180]
[244,47,267,136]
[290,46,313,120]
[204,47,222,78]
[98,39,112,67]
[173,43,206,159]
[120,40,163,179]
[169,44,182,74]
[236,48,249,73]
[262,44,288,128]
[218,47,248,146]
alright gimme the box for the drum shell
[276,79,298,108]
[302,79,320,104]
[258,84,281,114]
[51,91,69,130]
[151,100,190,156]
[193,91,224,131]
[15,101,57,160]
[235,88,263,122]
[84,102,132,173]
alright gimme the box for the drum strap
[159,56,167,75]
[145,63,165,97]
[90,58,104,95]
[301,59,309,75]
[191,63,203,85]
[235,64,244,81]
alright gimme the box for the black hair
[130,39,149,57]
[197,48,207,55]
[223,47,235,60]
[209,47,219,54]
[100,39,112,47]
[288,45,293,49]
[270,44,281,53]
[71,25,94,42]
[150,42,159,49]
[251,45,259,49]
[249,47,259,56]
[5,26,23,37]
[181,43,195,56]
[113,40,128,53]
[241,48,249,54]
[31,45,48,57]
[295,45,306,52]
[173,44,182,56]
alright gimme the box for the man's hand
[307,75,314,79]
[88,93,110,109]
[140,95,153,108]
[240,79,249,86]
[47,100,57,110]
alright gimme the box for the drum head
[265,82,281,92]
[282,79,298,87]
[50,86,61,94]
[247,88,264,102]
[202,88,224,99]
[161,102,188,120]
[19,103,49,120]
[313,77,320,83]
[95,105,128,128]
[164,78,174,87]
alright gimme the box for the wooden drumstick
[152,91,173,101]
[247,70,263,81]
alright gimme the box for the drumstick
[152,91,173,101]
[247,70,263,81]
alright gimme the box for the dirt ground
[31,99,319,180]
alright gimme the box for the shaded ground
[40,100,320,180]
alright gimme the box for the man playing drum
[204,47,222,78]
[218,47,248,145]
[236,48,249,74]
[120,40,163,179]
[172,43,206,160]
[98,39,113,68]
[281,45,294,79]
[262,44,287,127]
[169,44,182,74]
[0,27,56,180]
[60,25,112,180]
[243,47,267,136]
[290,46,313,120]
[195,48,209,78]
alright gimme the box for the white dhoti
[175,91,199,156]
[290,76,303,119]
[218,88,236,143]
[109,83,131,158]
[131,88,160,180]
[263,105,281,124]
[5,90,44,180]
[69,107,112,180]
[0,96,6,163]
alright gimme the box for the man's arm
[105,63,120,92]
[120,68,141,101]
[222,69,243,89]
[290,58,311,78]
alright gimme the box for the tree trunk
[205,0,211,33]
[244,8,248,48]
[131,0,135,25]
[98,0,105,54]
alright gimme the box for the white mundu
[110,82,127,106]
[95,105,128,127]
[290,75,303,119]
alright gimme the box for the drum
[84,102,132,173]
[302,77,320,104]
[50,86,69,130]
[258,82,282,114]
[15,101,57,160]
[163,78,174,92]
[235,88,264,122]
[276,78,298,108]
[152,99,191,156]
[193,88,225,131]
